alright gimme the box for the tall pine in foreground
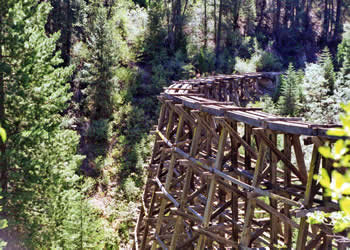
[0,0,115,248]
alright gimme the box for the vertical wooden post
[244,125,252,171]
[296,143,321,250]
[149,103,167,170]
[292,135,308,178]
[230,121,239,246]
[170,123,202,249]
[269,132,278,249]
[321,157,332,249]
[151,113,185,250]
[283,134,292,248]
[240,139,267,247]
[244,124,252,214]
[196,127,228,250]
[206,114,212,157]
[140,104,174,250]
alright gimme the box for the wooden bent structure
[134,73,349,249]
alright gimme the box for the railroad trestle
[134,73,348,249]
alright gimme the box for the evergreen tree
[72,2,121,175]
[277,64,304,116]
[0,0,114,247]
[302,62,337,123]
[337,23,350,76]
[319,47,336,94]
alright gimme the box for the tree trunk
[330,0,334,37]
[170,0,176,50]
[257,0,266,31]
[233,0,240,30]
[322,0,329,43]
[333,0,342,42]
[174,0,182,50]
[204,0,207,48]
[274,0,281,39]
[304,0,312,31]
[215,0,223,69]
[283,0,289,27]
[166,0,171,45]
[214,0,217,47]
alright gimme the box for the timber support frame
[134,73,349,249]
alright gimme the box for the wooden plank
[177,234,199,249]
[255,130,307,185]
[283,134,292,248]
[230,121,239,244]
[170,124,202,249]
[241,140,267,247]
[305,232,324,249]
[155,177,180,207]
[191,111,220,142]
[244,124,252,170]
[169,93,205,96]
[220,107,263,111]
[155,233,169,250]
[292,135,308,178]
[173,104,196,125]
[151,114,185,250]
[140,105,174,250]
[196,128,228,249]
[170,207,202,223]
[156,129,302,207]
[193,226,238,247]
[210,199,232,220]
[269,132,278,249]
[219,119,258,159]
[295,144,322,250]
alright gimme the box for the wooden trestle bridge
[134,73,349,249]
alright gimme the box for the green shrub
[193,48,215,74]
[216,49,236,74]
[87,119,109,141]
[256,52,283,72]
[234,54,259,73]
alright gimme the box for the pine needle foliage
[337,23,350,75]
[319,47,336,94]
[277,64,304,116]
[0,1,115,248]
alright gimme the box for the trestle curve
[134,73,348,250]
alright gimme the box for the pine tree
[0,1,115,248]
[277,64,304,116]
[319,47,336,94]
[72,2,120,175]
[302,61,337,123]
[338,23,350,76]
[330,24,350,121]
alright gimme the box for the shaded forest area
[0,0,350,248]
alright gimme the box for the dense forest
[0,0,350,248]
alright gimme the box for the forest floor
[0,226,26,250]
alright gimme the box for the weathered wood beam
[255,130,307,185]
[170,123,202,249]
[196,127,228,249]
[241,140,267,247]
[151,114,185,250]
[296,143,322,250]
